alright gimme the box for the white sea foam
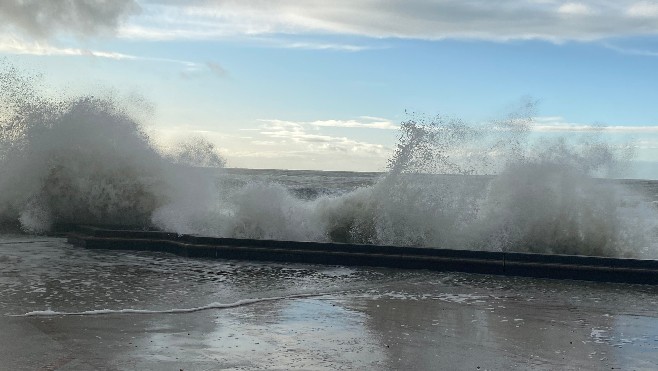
[13,293,323,317]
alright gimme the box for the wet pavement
[2,236,658,370]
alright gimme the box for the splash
[154,107,658,258]
[0,64,224,233]
[2,64,656,257]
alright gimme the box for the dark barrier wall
[67,226,658,285]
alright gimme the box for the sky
[1,0,658,176]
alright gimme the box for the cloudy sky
[2,0,658,174]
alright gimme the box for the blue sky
[2,0,658,175]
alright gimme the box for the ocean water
[2,64,658,258]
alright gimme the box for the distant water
[2,63,658,257]
[219,168,382,199]
[222,168,658,203]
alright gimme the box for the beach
[2,236,658,370]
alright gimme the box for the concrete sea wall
[67,226,658,285]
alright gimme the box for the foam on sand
[13,293,325,317]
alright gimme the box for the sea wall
[67,225,658,285]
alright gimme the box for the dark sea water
[218,168,382,200]
[223,168,658,203]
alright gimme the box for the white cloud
[5,1,658,45]
[0,0,139,38]
[115,1,658,43]
[251,140,277,146]
[258,119,390,155]
[602,43,658,57]
[627,1,658,17]
[7,1,658,45]
[272,41,374,52]
[179,60,228,79]
[0,34,227,77]
[168,118,394,170]
[309,117,399,130]
[558,3,593,16]
[0,35,138,60]
[532,116,658,132]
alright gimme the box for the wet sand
[2,236,658,370]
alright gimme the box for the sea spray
[349,116,656,257]
[154,111,658,257]
[165,135,227,168]
[0,64,224,232]
[152,180,327,241]
[2,64,656,257]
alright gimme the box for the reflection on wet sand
[350,276,658,370]
[2,237,658,369]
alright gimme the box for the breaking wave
[0,64,224,233]
[2,64,657,257]
[152,108,658,258]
